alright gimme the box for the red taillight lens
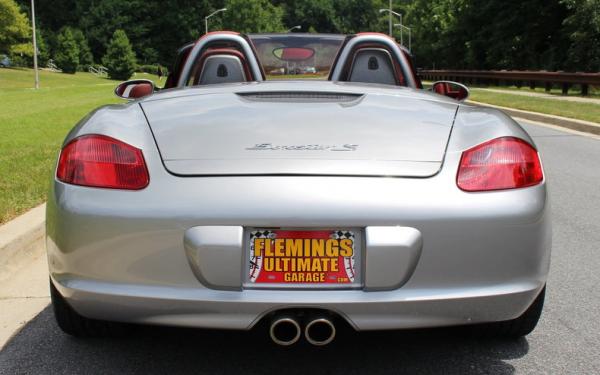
[56,135,149,190]
[457,137,543,192]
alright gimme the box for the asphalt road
[1,121,600,374]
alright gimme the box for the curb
[467,100,600,136]
[0,204,46,280]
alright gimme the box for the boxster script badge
[246,143,358,151]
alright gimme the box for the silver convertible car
[47,32,551,346]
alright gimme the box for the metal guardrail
[89,65,108,77]
[419,69,600,96]
[46,59,61,73]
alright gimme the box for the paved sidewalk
[473,87,600,104]
[0,204,49,349]
[0,248,49,349]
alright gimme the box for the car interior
[330,38,408,86]
[186,42,259,86]
[164,33,414,90]
[347,48,399,86]
[192,48,250,85]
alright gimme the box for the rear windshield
[248,34,345,80]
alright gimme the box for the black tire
[471,286,546,338]
[50,280,129,337]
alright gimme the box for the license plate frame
[243,228,362,289]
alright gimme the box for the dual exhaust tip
[270,316,336,346]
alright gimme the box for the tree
[143,0,214,65]
[34,29,50,67]
[221,0,285,33]
[140,47,158,65]
[102,29,136,80]
[55,27,79,73]
[70,28,93,68]
[80,0,148,64]
[14,0,79,32]
[9,0,596,72]
[332,0,382,34]
[405,0,570,70]
[0,0,31,55]
[276,0,337,33]
[562,0,600,71]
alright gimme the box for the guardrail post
[581,84,589,96]
[529,81,536,90]
[562,83,570,95]
[545,82,552,92]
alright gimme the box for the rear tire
[50,279,128,337]
[472,286,545,338]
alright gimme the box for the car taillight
[457,137,543,192]
[56,135,149,190]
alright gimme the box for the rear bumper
[46,146,551,330]
[52,276,544,330]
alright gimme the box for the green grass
[423,81,600,123]
[468,89,600,123]
[422,81,600,98]
[0,68,165,224]
[469,83,600,98]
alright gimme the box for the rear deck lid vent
[237,91,363,103]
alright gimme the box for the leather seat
[348,48,397,86]
[329,33,412,87]
[191,48,252,86]
[198,54,247,85]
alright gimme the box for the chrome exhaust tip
[269,317,301,346]
[304,318,336,346]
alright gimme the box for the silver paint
[140,81,457,177]
[184,226,244,290]
[47,80,551,331]
[364,226,422,291]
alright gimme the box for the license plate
[248,229,358,285]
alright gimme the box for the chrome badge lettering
[246,143,358,151]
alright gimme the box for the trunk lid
[141,90,457,177]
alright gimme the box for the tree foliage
[71,28,94,68]
[55,27,79,73]
[0,0,31,55]
[276,0,336,33]
[405,0,572,70]
[332,0,382,34]
[220,0,285,33]
[11,0,600,72]
[102,29,137,80]
[34,29,50,66]
[562,0,600,71]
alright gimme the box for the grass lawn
[0,68,164,224]
[468,89,600,124]
[423,81,600,123]
[422,80,600,98]
[472,84,600,98]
